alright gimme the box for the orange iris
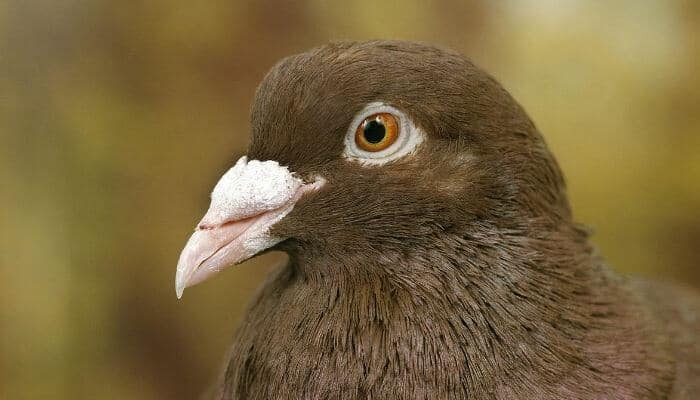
[354,113,399,152]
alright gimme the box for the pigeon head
[176,41,572,296]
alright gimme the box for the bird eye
[354,113,399,152]
[343,102,425,166]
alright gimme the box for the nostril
[197,223,216,230]
[197,212,268,231]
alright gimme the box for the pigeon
[175,41,700,399]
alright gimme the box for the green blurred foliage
[1,1,698,398]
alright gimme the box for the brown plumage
[178,41,700,399]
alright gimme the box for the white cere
[201,156,302,225]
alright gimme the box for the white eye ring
[343,102,425,166]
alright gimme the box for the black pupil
[363,119,386,144]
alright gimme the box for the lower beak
[174,156,323,298]
[176,212,269,298]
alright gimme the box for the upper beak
[175,156,323,298]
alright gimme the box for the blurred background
[1,0,699,398]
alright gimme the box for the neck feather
[284,221,674,397]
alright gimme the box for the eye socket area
[354,113,399,152]
[343,102,425,165]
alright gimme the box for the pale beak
[175,156,323,298]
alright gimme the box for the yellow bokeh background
[1,1,698,398]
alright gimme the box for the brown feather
[209,40,699,399]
